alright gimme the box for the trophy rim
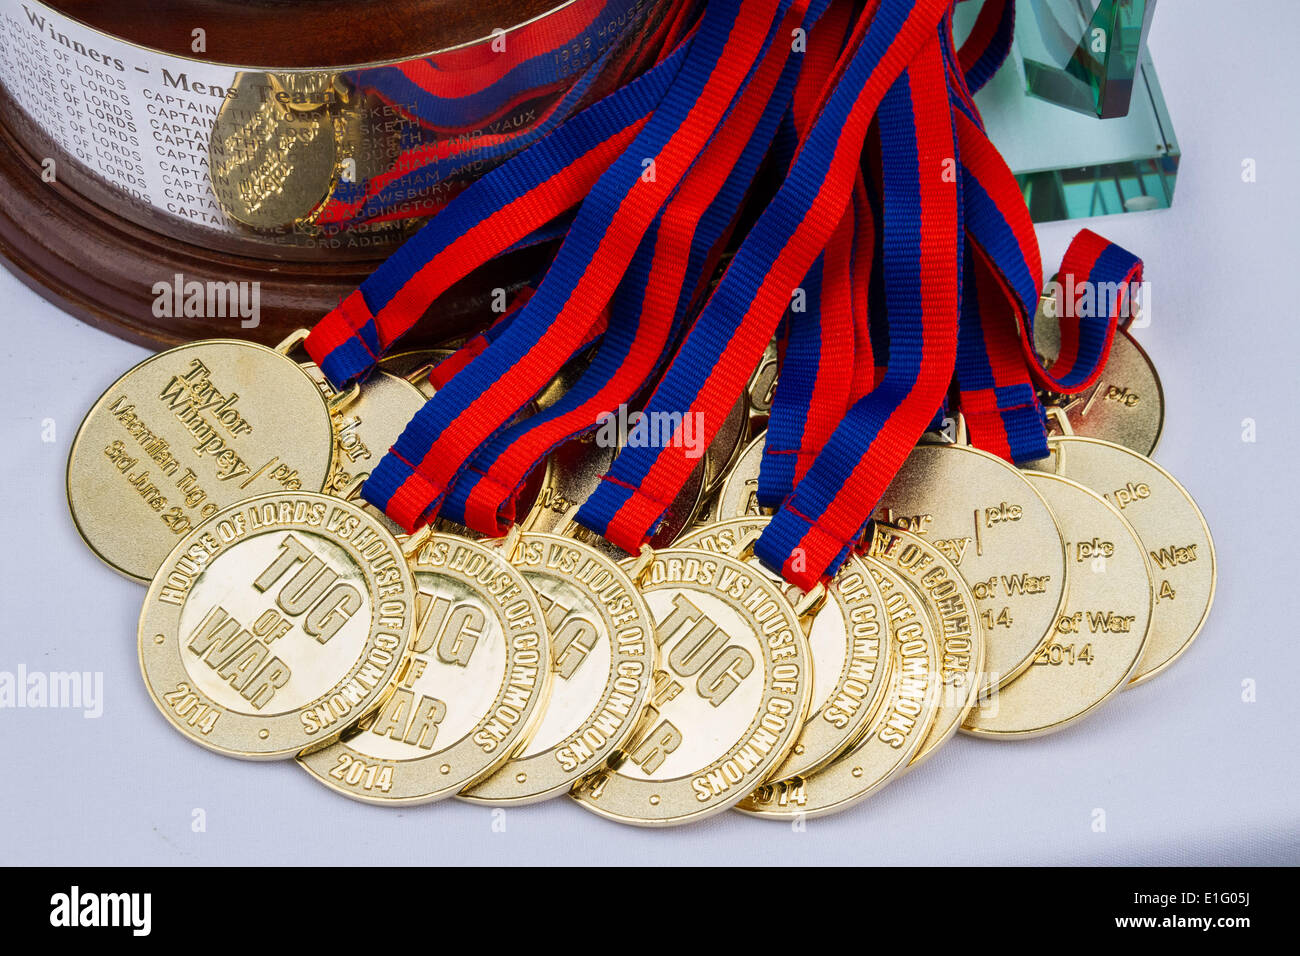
[37,0,597,70]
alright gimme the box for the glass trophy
[956,0,1179,223]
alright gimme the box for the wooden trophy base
[0,0,604,348]
[0,109,543,350]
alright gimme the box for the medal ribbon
[757,4,861,507]
[302,0,1146,584]
[438,0,827,535]
[752,27,962,589]
[304,29,698,387]
[578,0,956,561]
[953,106,1144,461]
[939,2,1143,464]
[955,0,1014,94]
[359,0,798,531]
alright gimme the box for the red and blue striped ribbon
[298,0,1146,584]
[304,30,697,389]
[578,0,955,577]
[317,1,686,227]
[753,26,962,590]
[953,103,1143,461]
[757,5,860,508]
[956,0,1015,94]
[1043,228,1145,391]
[940,7,1142,465]
[361,0,793,532]
[438,0,825,535]
[757,208,856,508]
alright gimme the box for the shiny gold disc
[963,472,1153,737]
[572,547,812,826]
[874,442,1066,694]
[299,532,551,803]
[746,339,779,426]
[68,339,336,582]
[865,524,983,764]
[738,558,939,819]
[678,517,894,779]
[210,71,340,230]
[138,492,416,759]
[525,430,618,535]
[1039,330,1165,457]
[377,348,550,522]
[377,349,455,399]
[702,398,749,496]
[713,433,767,521]
[1042,436,1216,686]
[299,365,427,496]
[460,533,656,804]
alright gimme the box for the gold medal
[68,336,337,582]
[746,339,779,425]
[460,532,656,803]
[138,491,416,759]
[377,349,455,399]
[739,557,939,819]
[865,524,983,764]
[713,433,767,520]
[209,71,340,230]
[702,398,749,496]
[525,431,617,535]
[874,441,1065,694]
[298,530,551,803]
[299,364,426,497]
[678,517,894,779]
[1039,330,1165,456]
[1041,436,1216,686]
[963,472,1153,737]
[573,547,812,826]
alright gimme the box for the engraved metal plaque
[0,0,667,257]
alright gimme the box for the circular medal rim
[459,531,656,805]
[713,433,766,521]
[297,531,552,804]
[675,515,896,781]
[67,338,336,583]
[1048,435,1216,687]
[883,440,1067,694]
[735,557,940,820]
[571,546,812,827]
[1042,330,1166,458]
[312,367,427,494]
[961,470,1155,738]
[867,523,985,767]
[1116,330,1166,457]
[137,490,415,759]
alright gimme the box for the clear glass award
[957,0,1179,223]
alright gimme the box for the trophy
[956,0,1179,223]
[0,0,672,345]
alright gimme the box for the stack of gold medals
[66,296,1215,825]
